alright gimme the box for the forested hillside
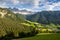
[26,11,60,24]
[0,8,38,39]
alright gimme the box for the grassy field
[12,33,60,40]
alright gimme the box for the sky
[0,0,60,11]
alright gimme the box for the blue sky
[0,0,60,11]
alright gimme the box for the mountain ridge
[8,8,35,15]
[26,11,60,24]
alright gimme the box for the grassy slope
[12,33,60,40]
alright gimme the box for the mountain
[0,8,39,38]
[8,8,34,15]
[0,8,26,22]
[0,8,60,40]
[26,11,60,24]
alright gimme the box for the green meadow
[12,33,60,40]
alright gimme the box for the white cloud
[9,0,60,11]
[10,0,19,5]
[10,0,32,5]
[0,0,60,11]
[45,2,60,10]
[32,0,46,8]
[32,0,40,8]
[0,2,8,8]
[0,0,46,8]
[18,8,34,12]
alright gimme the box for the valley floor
[12,33,60,40]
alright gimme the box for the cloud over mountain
[0,0,60,11]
